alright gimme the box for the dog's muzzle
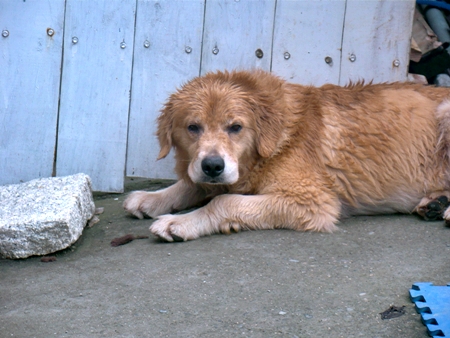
[201,155,225,178]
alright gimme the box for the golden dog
[123,70,450,241]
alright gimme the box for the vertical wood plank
[0,0,64,185]
[126,0,204,179]
[340,0,415,84]
[271,0,346,86]
[201,0,276,74]
[57,0,136,192]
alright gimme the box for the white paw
[150,214,201,242]
[443,207,450,227]
[123,190,170,219]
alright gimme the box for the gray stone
[0,173,95,259]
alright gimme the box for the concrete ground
[1,178,449,338]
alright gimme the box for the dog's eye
[228,124,242,133]
[188,124,200,133]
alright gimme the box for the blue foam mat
[410,282,450,337]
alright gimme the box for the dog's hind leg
[414,100,450,223]
[435,99,450,158]
[415,99,450,223]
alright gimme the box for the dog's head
[157,70,288,185]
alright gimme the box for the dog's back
[304,82,450,215]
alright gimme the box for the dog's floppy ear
[233,70,286,158]
[253,99,285,158]
[156,102,174,160]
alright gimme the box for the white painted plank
[340,0,415,84]
[201,0,276,74]
[57,0,136,192]
[126,0,205,179]
[271,0,346,86]
[0,0,64,185]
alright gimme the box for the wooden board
[340,0,415,84]
[126,0,205,179]
[0,0,64,185]
[56,0,136,192]
[1,0,417,188]
[271,0,346,86]
[201,0,276,74]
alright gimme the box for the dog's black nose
[201,156,225,178]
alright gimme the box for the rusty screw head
[47,28,55,37]
[2,30,9,38]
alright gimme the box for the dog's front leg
[150,193,341,241]
[123,179,208,219]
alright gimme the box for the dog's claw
[150,225,173,242]
[155,233,174,242]
[170,233,185,242]
[135,211,144,220]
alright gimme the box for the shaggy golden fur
[123,70,450,241]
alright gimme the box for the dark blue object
[417,0,450,12]
[410,282,450,337]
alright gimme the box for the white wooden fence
[1,0,415,192]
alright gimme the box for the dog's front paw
[123,191,171,219]
[150,214,201,242]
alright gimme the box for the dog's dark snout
[201,156,225,178]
